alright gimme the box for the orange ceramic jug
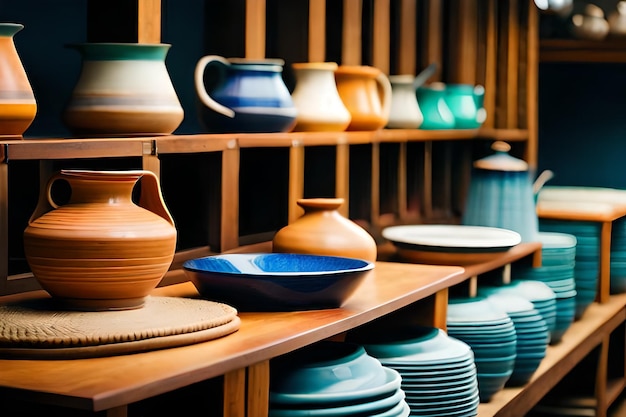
[335,65,391,131]
[23,170,177,311]
[272,198,377,262]
[0,23,37,138]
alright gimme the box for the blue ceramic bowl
[183,253,374,311]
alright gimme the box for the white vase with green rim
[63,42,184,137]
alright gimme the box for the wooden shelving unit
[0,2,624,417]
[540,38,626,63]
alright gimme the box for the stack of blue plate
[347,326,480,417]
[446,297,516,402]
[611,217,626,293]
[511,231,577,344]
[477,280,556,343]
[270,341,410,417]
[539,219,600,318]
[485,294,549,386]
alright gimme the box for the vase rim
[58,169,147,181]
[67,43,171,61]
[226,57,284,66]
[335,65,381,77]
[296,197,345,209]
[0,23,24,37]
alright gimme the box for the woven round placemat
[0,296,240,359]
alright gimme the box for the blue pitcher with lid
[462,141,541,242]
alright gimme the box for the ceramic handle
[27,171,65,225]
[138,170,175,227]
[194,55,236,118]
[375,72,392,121]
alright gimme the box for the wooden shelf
[1,127,529,160]
[478,293,626,417]
[0,242,543,415]
[0,262,464,412]
[540,39,626,63]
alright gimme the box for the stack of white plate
[446,297,517,402]
[347,326,480,417]
[270,341,410,417]
[485,294,549,386]
[478,281,556,343]
[511,231,577,344]
[539,219,600,319]
[611,217,626,293]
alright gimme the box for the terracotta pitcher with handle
[23,170,177,311]
[335,65,392,131]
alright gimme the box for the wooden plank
[525,0,539,168]
[370,142,381,228]
[483,0,498,129]
[598,221,613,304]
[137,0,161,43]
[288,143,305,224]
[308,0,326,62]
[246,0,266,59]
[105,406,128,417]
[247,361,270,417]
[373,0,390,73]
[422,0,443,80]
[336,142,350,218]
[221,145,240,252]
[141,141,160,178]
[398,0,417,75]
[342,0,363,65]
[223,368,246,417]
[422,141,433,219]
[432,288,449,330]
[397,142,407,221]
[506,0,519,128]
[0,160,7,293]
[448,0,478,84]
[595,335,610,417]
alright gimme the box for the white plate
[382,225,521,253]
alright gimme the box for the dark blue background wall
[537,62,626,189]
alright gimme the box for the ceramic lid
[473,141,528,172]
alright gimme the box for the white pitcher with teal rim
[63,43,184,137]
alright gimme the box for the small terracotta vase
[63,43,184,137]
[23,170,177,311]
[272,198,377,262]
[335,65,391,131]
[0,23,37,138]
[290,62,351,132]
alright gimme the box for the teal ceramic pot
[415,82,454,130]
[63,43,184,137]
[194,56,297,133]
[444,84,486,129]
[462,141,540,242]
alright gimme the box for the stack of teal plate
[611,217,626,293]
[347,325,480,417]
[485,294,549,386]
[511,231,577,343]
[478,281,556,343]
[269,341,410,417]
[446,297,517,402]
[539,219,600,318]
